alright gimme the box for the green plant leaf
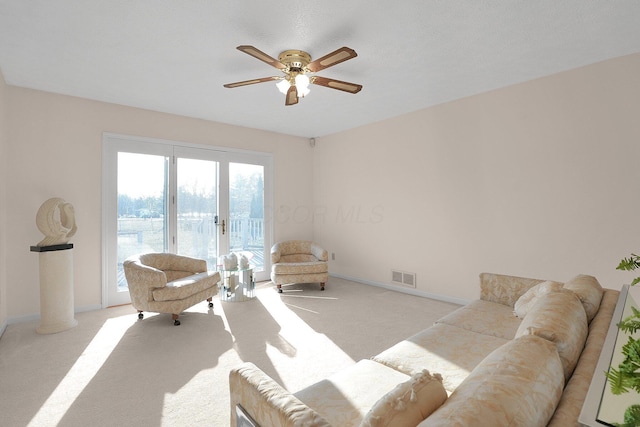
[606,367,633,394]
[618,254,640,271]
[618,307,640,335]
[624,404,640,425]
[618,253,640,286]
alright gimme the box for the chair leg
[207,297,214,308]
[277,284,283,293]
[320,282,325,291]
[172,314,180,326]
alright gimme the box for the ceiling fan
[223,45,363,106]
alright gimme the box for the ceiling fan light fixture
[276,79,290,94]
[297,85,310,97]
[295,73,310,89]
[225,45,361,106]
[295,74,310,97]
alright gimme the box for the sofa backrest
[138,253,207,281]
[271,240,328,263]
[563,274,604,323]
[420,334,565,427]
[280,253,318,263]
[514,289,588,381]
[479,272,546,307]
[546,288,619,426]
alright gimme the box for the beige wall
[3,53,639,321]
[5,87,312,319]
[313,53,640,301]
[0,69,7,329]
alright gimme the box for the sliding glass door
[174,148,220,268]
[229,162,266,272]
[103,134,272,307]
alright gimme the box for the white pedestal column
[31,244,77,334]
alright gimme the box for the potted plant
[604,306,640,395]
[605,254,640,426]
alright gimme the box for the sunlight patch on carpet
[282,303,319,314]
[281,295,338,300]
[27,315,134,426]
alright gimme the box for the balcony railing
[229,218,264,251]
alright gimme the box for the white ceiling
[1,1,640,138]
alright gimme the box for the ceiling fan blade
[223,76,280,88]
[311,76,362,94]
[237,45,287,70]
[285,85,299,106]
[307,47,357,72]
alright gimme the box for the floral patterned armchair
[270,240,329,293]
[123,253,220,325]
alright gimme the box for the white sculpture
[220,253,238,270]
[238,253,250,269]
[35,197,77,247]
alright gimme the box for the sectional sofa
[229,272,619,427]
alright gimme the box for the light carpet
[0,277,460,427]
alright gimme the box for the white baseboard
[4,304,103,328]
[329,273,471,306]
[76,304,103,313]
[6,313,39,325]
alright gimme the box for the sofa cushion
[372,323,509,394]
[420,334,565,427]
[515,289,588,380]
[294,360,412,427]
[152,271,218,302]
[272,261,328,275]
[436,300,522,340]
[514,280,564,318]
[563,274,604,323]
[546,289,620,426]
[360,369,447,427]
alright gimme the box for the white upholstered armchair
[270,240,329,293]
[123,253,220,325]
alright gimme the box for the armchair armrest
[229,362,330,427]
[479,272,545,307]
[271,245,282,264]
[123,259,167,289]
[310,244,328,262]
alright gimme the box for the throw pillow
[513,280,563,318]
[360,369,447,427]
[563,274,604,323]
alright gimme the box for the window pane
[117,152,168,291]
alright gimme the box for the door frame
[101,132,273,308]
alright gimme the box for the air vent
[392,270,403,283]
[391,270,416,288]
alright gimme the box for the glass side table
[218,266,255,302]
